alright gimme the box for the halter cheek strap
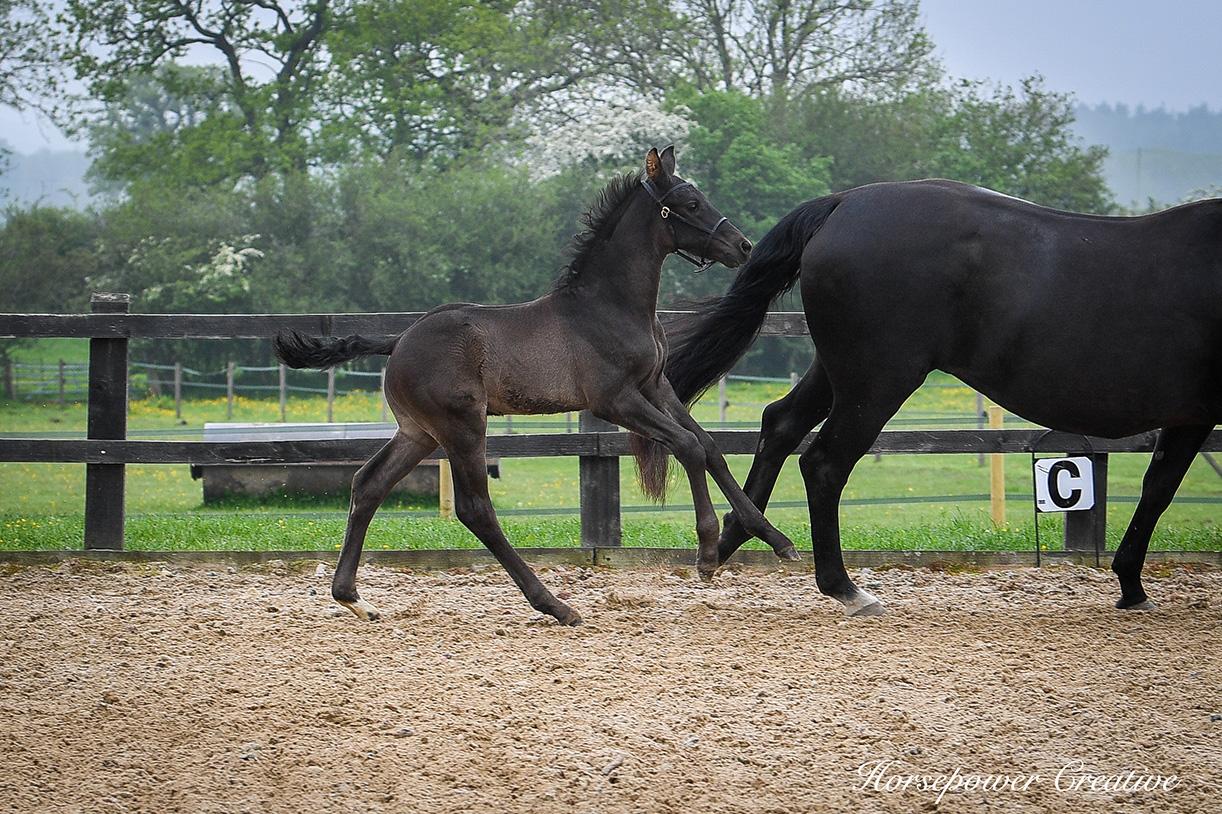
[641,178,728,272]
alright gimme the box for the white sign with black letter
[1034,456,1095,512]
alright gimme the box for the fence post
[579,410,621,548]
[326,367,335,422]
[380,367,388,423]
[226,362,235,419]
[989,406,1005,525]
[718,377,728,424]
[84,292,129,550]
[438,459,455,519]
[1063,453,1109,552]
[279,363,288,422]
[174,362,183,419]
[58,359,66,410]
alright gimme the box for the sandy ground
[1,557,1220,813]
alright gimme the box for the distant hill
[1072,103,1222,207]
[0,147,93,210]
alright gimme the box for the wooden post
[380,367,388,423]
[226,362,235,419]
[438,459,455,519]
[84,293,129,550]
[989,406,1005,525]
[326,367,335,422]
[174,362,183,419]
[1064,453,1109,552]
[976,391,986,467]
[58,359,66,409]
[279,363,288,421]
[579,410,621,548]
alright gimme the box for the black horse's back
[665,193,843,404]
[272,330,399,370]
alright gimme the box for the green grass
[3,355,1221,553]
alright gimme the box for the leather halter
[641,178,728,272]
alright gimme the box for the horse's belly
[957,362,1217,437]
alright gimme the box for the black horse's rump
[665,178,1222,615]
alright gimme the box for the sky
[3,0,1221,154]
[918,0,1222,112]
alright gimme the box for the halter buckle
[660,206,670,219]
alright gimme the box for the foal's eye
[685,200,700,212]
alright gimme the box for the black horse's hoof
[776,545,802,562]
[1116,597,1157,610]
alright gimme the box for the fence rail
[2,294,1220,554]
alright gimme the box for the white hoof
[842,590,885,617]
[340,597,381,622]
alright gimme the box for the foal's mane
[553,170,644,290]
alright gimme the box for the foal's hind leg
[333,426,438,621]
[718,362,832,565]
[1111,424,1212,610]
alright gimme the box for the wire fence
[4,357,996,433]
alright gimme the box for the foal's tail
[272,330,399,369]
[664,192,842,405]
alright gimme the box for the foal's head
[642,146,753,269]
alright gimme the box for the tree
[0,203,99,313]
[56,0,333,183]
[677,90,831,239]
[592,0,936,102]
[780,77,1112,212]
[0,0,58,111]
[936,78,1110,212]
[323,0,601,161]
[84,63,246,192]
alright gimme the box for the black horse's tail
[665,193,842,405]
[272,330,399,370]
[628,194,843,504]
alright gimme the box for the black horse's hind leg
[1111,424,1213,609]
[799,370,923,616]
[333,426,439,621]
[442,430,582,626]
[718,361,833,565]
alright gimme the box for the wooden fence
[2,292,1220,554]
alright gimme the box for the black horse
[664,178,1222,616]
[274,148,798,626]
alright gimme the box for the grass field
[3,339,1221,553]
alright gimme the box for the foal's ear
[660,145,676,173]
[645,148,666,184]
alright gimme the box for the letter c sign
[1034,457,1095,512]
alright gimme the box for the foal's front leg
[595,391,725,579]
[657,380,800,563]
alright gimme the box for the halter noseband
[641,178,728,272]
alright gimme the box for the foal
[275,148,799,625]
